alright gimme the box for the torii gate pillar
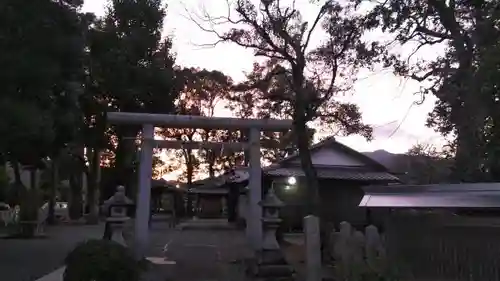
[135,124,154,257]
[247,127,262,249]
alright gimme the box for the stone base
[247,249,294,280]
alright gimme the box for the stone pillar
[247,127,262,249]
[135,124,154,258]
[304,215,322,281]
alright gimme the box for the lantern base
[248,249,294,280]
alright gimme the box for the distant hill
[362,150,402,172]
[362,150,452,184]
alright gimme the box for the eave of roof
[360,183,500,208]
[265,166,399,182]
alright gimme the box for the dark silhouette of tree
[86,0,179,205]
[0,0,89,225]
[356,0,500,182]
[191,0,376,216]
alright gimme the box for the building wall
[318,180,368,229]
[197,195,225,218]
[271,178,373,231]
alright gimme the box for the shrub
[64,239,150,281]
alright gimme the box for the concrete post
[247,128,262,249]
[134,124,154,258]
[304,215,322,281]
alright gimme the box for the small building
[187,169,248,219]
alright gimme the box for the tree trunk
[9,161,24,206]
[242,130,250,166]
[68,146,84,220]
[86,148,100,224]
[185,149,194,217]
[114,127,139,198]
[208,150,216,178]
[292,67,320,217]
[453,107,485,182]
[294,119,320,216]
[29,168,36,191]
[47,157,59,225]
[293,65,328,260]
[68,173,83,220]
[12,160,22,186]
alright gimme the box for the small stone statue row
[329,222,387,279]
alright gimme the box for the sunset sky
[82,0,447,156]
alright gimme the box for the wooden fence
[384,212,500,281]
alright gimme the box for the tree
[0,0,87,166]
[0,0,89,226]
[160,67,240,181]
[193,0,375,215]
[403,143,453,184]
[87,0,178,200]
[356,0,500,182]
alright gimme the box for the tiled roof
[265,167,399,182]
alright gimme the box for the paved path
[143,220,253,281]
[0,224,104,281]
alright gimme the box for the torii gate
[107,112,293,257]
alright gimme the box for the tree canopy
[0,0,87,167]
[356,0,500,182]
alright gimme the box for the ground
[0,224,103,281]
[143,219,253,281]
[0,218,255,281]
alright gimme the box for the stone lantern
[251,187,293,279]
[102,185,134,246]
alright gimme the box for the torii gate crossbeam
[107,112,293,257]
